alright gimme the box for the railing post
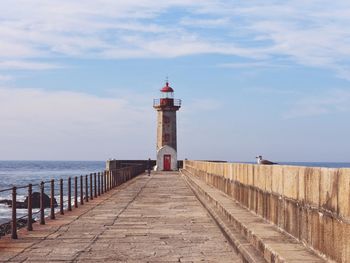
[98,172,101,196]
[109,170,112,190]
[85,175,89,202]
[94,173,97,198]
[111,170,113,188]
[104,171,107,193]
[110,170,114,189]
[74,177,78,208]
[106,171,108,191]
[50,179,55,220]
[40,181,45,225]
[11,186,18,239]
[80,175,84,205]
[68,177,72,211]
[100,172,104,195]
[110,170,112,190]
[90,174,93,200]
[117,170,119,186]
[60,179,64,215]
[27,184,33,231]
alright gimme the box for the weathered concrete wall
[184,160,350,263]
[106,159,183,170]
[106,160,156,170]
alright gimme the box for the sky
[0,0,350,162]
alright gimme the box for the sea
[0,160,349,225]
[0,161,105,225]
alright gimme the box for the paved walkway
[0,173,241,262]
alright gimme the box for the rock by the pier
[24,192,57,208]
[0,199,11,206]
[0,192,57,209]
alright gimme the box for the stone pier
[0,173,241,262]
[0,165,338,262]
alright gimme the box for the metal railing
[153,98,181,107]
[0,163,146,239]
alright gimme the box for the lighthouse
[153,81,181,171]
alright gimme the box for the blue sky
[0,0,350,162]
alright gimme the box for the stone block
[338,168,350,219]
[242,164,249,185]
[305,167,321,207]
[232,163,238,181]
[247,164,254,185]
[299,206,308,242]
[256,189,264,217]
[277,198,285,229]
[283,166,299,200]
[319,168,338,213]
[284,199,299,238]
[310,209,321,252]
[271,165,283,195]
[264,165,272,193]
[246,185,253,210]
[254,165,266,191]
[344,222,350,263]
[321,214,334,261]
[333,218,344,263]
[224,163,233,180]
[268,193,279,225]
[238,163,245,184]
[298,166,306,202]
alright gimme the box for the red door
[163,155,171,171]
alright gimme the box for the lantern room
[160,82,174,98]
[153,81,181,109]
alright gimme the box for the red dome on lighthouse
[160,82,174,92]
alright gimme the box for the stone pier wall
[183,160,350,262]
[106,160,183,170]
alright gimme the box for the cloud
[0,60,61,70]
[0,87,155,160]
[0,75,13,81]
[243,86,297,95]
[183,98,222,112]
[180,17,230,27]
[0,0,350,80]
[218,61,289,69]
[283,89,350,119]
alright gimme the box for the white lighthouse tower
[153,81,181,171]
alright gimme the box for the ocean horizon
[1,160,349,192]
[0,160,349,225]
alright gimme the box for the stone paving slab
[0,172,241,262]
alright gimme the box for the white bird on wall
[256,155,277,165]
